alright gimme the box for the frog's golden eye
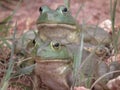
[50,41,61,50]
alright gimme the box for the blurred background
[0,0,120,31]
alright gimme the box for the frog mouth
[35,59,72,63]
[37,23,77,30]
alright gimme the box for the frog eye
[32,39,36,45]
[39,7,43,12]
[56,5,69,14]
[62,7,68,13]
[39,5,50,13]
[50,41,61,50]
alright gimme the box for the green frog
[33,40,73,90]
[13,39,73,90]
[33,39,120,90]
[36,5,80,44]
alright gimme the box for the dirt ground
[0,0,120,31]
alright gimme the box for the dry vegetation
[0,0,120,90]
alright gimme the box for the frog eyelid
[39,5,51,13]
[62,7,68,13]
[56,5,69,15]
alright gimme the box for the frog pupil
[32,39,36,45]
[39,7,43,12]
[62,7,67,12]
[53,43,59,48]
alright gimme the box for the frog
[36,5,80,44]
[33,40,120,90]
[36,5,112,59]
[13,35,119,90]
[33,40,73,90]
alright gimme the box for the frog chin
[35,59,72,74]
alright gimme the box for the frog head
[36,40,73,60]
[36,5,80,44]
[37,5,76,25]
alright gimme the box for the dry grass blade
[64,0,71,9]
[72,33,84,88]
[110,0,119,56]
[0,37,11,49]
[0,22,17,90]
[75,4,84,19]
[90,70,120,89]
[0,0,22,89]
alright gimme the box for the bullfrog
[36,5,112,58]
[36,5,80,44]
[33,40,120,90]
[14,35,119,90]
[33,40,73,90]
[32,39,113,90]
